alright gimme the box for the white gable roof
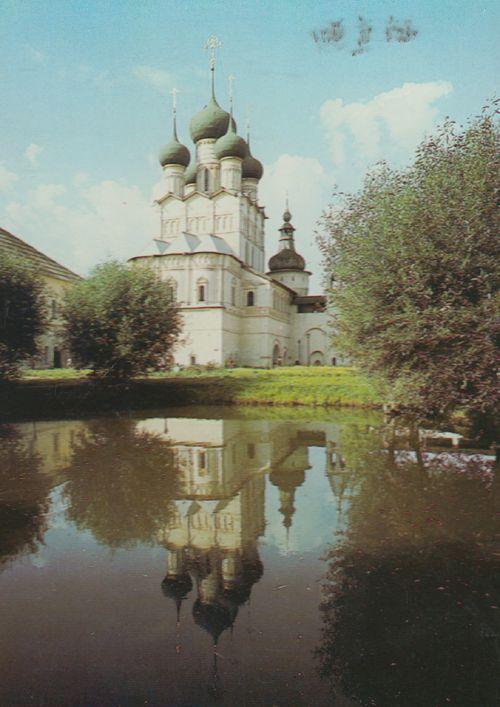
[131,233,236,259]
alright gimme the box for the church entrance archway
[272,343,281,367]
[309,350,324,366]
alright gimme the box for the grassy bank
[20,366,383,409]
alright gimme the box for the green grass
[22,368,92,379]
[21,365,383,408]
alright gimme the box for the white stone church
[130,50,338,368]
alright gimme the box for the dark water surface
[0,407,498,706]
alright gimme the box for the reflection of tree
[0,425,50,567]
[63,420,180,548]
[317,426,499,706]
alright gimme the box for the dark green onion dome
[268,248,306,272]
[190,96,237,143]
[158,123,190,168]
[268,206,306,272]
[214,117,248,160]
[184,160,197,185]
[242,137,263,180]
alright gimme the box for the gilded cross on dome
[205,35,222,70]
[170,87,180,112]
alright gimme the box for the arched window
[197,278,208,303]
[246,291,254,306]
[203,168,210,193]
[166,280,177,302]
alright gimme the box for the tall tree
[62,261,181,378]
[0,255,46,379]
[319,106,500,419]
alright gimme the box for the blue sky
[0,0,498,289]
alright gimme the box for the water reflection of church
[137,415,354,646]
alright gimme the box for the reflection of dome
[268,249,306,273]
[190,97,236,143]
[161,573,193,603]
[193,599,237,644]
[270,467,306,529]
[223,552,263,605]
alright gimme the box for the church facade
[130,57,338,368]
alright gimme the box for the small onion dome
[242,151,263,180]
[214,118,248,160]
[190,96,237,143]
[158,133,190,168]
[184,160,197,185]
[242,136,263,180]
[268,248,306,272]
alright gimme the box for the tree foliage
[0,255,46,379]
[62,261,181,378]
[319,106,500,417]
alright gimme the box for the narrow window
[190,355,196,366]
[203,169,210,192]
[231,286,236,306]
[198,284,205,302]
[247,291,254,306]
[51,299,57,319]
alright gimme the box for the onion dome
[159,120,190,167]
[190,96,236,143]
[268,249,306,272]
[184,160,197,185]
[268,205,306,272]
[242,137,263,180]
[214,115,248,160]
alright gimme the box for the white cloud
[133,65,172,94]
[0,164,19,191]
[25,143,44,165]
[260,154,334,292]
[320,81,453,167]
[3,178,158,275]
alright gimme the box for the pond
[0,407,498,706]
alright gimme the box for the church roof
[0,227,81,282]
[131,233,236,259]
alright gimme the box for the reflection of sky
[264,446,341,556]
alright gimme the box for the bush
[0,255,46,380]
[62,261,182,378]
[320,105,500,417]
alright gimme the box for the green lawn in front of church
[22,365,383,408]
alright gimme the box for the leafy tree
[319,106,500,418]
[317,424,499,706]
[63,419,180,548]
[0,255,46,379]
[62,261,181,378]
